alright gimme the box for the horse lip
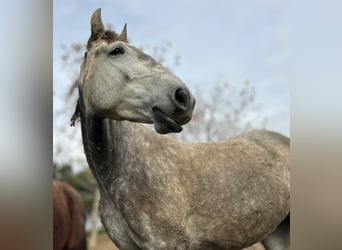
[178,116,191,126]
[152,107,183,134]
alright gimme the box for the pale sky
[53,0,290,169]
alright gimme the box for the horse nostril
[174,89,189,110]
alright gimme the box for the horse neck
[78,96,142,186]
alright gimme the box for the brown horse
[53,180,87,250]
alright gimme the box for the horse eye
[109,47,125,56]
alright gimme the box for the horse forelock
[87,30,127,51]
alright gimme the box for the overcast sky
[53,1,290,168]
[54,0,289,134]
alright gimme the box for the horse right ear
[119,24,128,42]
[90,8,105,41]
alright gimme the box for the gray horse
[71,8,290,250]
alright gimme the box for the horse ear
[90,8,105,40]
[119,23,128,42]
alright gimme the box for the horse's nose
[173,88,190,111]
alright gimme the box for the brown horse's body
[53,180,87,250]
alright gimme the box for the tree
[88,187,100,248]
[173,79,267,142]
[53,162,73,181]
[53,162,97,213]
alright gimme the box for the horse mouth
[152,107,183,134]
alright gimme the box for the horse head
[78,8,195,134]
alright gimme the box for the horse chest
[99,187,175,250]
[98,191,143,250]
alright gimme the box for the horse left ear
[119,24,128,42]
[87,8,105,50]
[90,8,105,41]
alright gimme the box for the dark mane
[87,30,124,50]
